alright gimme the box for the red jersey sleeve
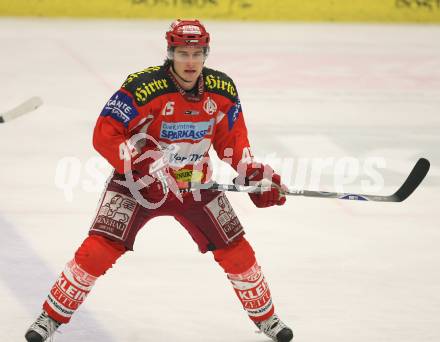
[92,88,144,174]
[212,89,252,170]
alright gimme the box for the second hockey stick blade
[0,97,43,123]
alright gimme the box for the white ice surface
[0,19,439,342]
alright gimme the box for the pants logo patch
[204,193,243,243]
[91,191,137,239]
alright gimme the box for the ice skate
[255,314,294,342]
[25,311,61,342]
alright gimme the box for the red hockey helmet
[166,19,210,48]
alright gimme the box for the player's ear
[203,47,209,64]
[167,47,175,60]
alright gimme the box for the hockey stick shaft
[190,158,430,203]
[0,97,43,123]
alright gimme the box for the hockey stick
[189,158,430,202]
[0,97,43,123]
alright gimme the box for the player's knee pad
[74,235,126,277]
[212,236,256,275]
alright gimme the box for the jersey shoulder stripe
[100,90,140,127]
[122,65,176,106]
[203,67,238,102]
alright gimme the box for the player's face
[172,46,205,87]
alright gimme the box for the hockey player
[25,19,294,342]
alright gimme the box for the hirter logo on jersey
[101,91,139,127]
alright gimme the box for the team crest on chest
[203,97,218,115]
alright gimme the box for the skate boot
[255,314,294,342]
[25,311,61,342]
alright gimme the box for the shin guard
[228,262,274,322]
[43,259,97,323]
[213,238,275,322]
[43,235,126,323]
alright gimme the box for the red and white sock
[42,235,126,323]
[227,262,274,322]
[43,259,97,323]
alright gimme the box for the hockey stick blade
[0,97,43,123]
[189,158,430,203]
[389,157,430,202]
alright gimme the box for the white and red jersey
[93,64,252,184]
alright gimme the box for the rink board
[1,0,440,22]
